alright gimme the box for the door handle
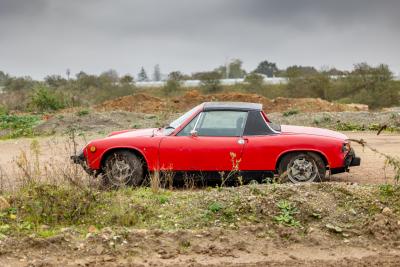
[238,138,247,145]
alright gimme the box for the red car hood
[281,125,348,140]
[107,128,158,138]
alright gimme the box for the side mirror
[190,130,198,137]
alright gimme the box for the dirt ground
[0,131,399,185]
[1,131,400,266]
[1,227,400,266]
[94,90,368,114]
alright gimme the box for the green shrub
[198,71,223,93]
[0,114,40,138]
[208,202,223,213]
[244,73,264,93]
[29,86,66,112]
[274,200,301,227]
[163,79,181,96]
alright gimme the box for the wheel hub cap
[287,158,318,183]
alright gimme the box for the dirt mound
[95,93,166,113]
[95,90,367,114]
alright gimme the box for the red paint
[81,103,353,173]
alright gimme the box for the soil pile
[95,90,368,113]
[95,93,166,113]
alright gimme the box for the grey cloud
[0,0,399,79]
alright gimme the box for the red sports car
[72,102,360,186]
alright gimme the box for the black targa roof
[203,102,262,111]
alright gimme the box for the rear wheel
[278,152,326,183]
[103,150,144,188]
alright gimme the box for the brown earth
[94,90,368,114]
[1,225,400,266]
[0,130,400,266]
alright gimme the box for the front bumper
[345,148,361,168]
[331,148,360,174]
[70,151,95,175]
[71,150,85,164]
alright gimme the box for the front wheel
[103,150,144,188]
[278,153,326,183]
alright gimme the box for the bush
[163,71,183,96]
[198,71,223,93]
[29,86,67,112]
[337,64,400,108]
[244,73,264,93]
[287,73,331,99]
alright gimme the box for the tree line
[0,60,399,112]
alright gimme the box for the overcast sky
[0,0,399,79]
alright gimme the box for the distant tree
[0,71,9,86]
[197,71,223,93]
[153,64,161,81]
[287,72,331,99]
[228,59,246,78]
[76,71,88,79]
[341,63,399,108]
[320,67,347,76]
[215,59,246,79]
[254,60,278,77]
[4,76,35,91]
[100,69,119,84]
[138,67,149,82]
[44,75,67,88]
[66,68,71,80]
[244,73,264,93]
[285,65,318,78]
[168,71,184,81]
[76,72,98,89]
[163,71,183,96]
[120,74,134,84]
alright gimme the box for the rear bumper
[331,148,360,174]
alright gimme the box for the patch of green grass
[208,202,223,213]
[0,105,8,115]
[313,115,332,125]
[76,109,90,117]
[0,114,40,138]
[283,109,299,117]
[274,200,301,227]
[334,122,400,132]
[2,182,400,239]
[379,184,395,198]
[157,195,169,204]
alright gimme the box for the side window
[196,111,247,137]
[243,111,275,135]
[176,113,200,136]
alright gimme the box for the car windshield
[162,105,201,135]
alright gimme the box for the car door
[240,110,281,171]
[159,110,248,171]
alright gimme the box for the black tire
[103,150,144,188]
[278,152,326,183]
